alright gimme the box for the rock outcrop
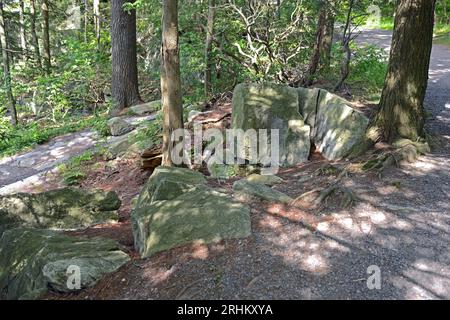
[129,100,161,116]
[233,179,292,204]
[132,167,251,258]
[107,117,135,136]
[232,83,311,166]
[231,83,369,164]
[298,88,370,160]
[0,228,129,300]
[0,188,121,232]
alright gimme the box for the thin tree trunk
[41,0,51,74]
[94,0,101,50]
[30,0,42,69]
[303,3,327,86]
[0,1,18,126]
[84,0,88,43]
[161,0,183,166]
[19,0,28,60]
[368,0,436,143]
[334,0,353,92]
[204,0,216,100]
[110,0,141,115]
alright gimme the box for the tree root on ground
[362,139,430,174]
[291,168,357,210]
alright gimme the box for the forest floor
[2,30,449,300]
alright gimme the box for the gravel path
[0,115,155,195]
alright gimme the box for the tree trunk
[19,0,28,60]
[110,0,141,115]
[30,0,42,69]
[0,0,18,126]
[368,0,436,143]
[204,0,216,100]
[161,0,183,166]
[84,0,88,43]
[334,0,353,92]
[41,0,51,74]
[93,0,101,50]
[303,3,327,86]
[319,7,334,71]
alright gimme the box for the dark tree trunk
[0,0,18,126]
[30,0,42,69]
[303,3,327,86]
[319,7,334,71]
[19,0,28,60]
[161,0,183,166]
[110,0,141,115]
[204,0,216,100]
[41,0,51,74]
[368,0,436,143]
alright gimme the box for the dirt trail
[0,115,154,195]
[42,30,450,300]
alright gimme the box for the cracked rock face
[232,83,311,167]
[231,83,369,165]
[299,88,370,160]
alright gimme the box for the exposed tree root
[292,166,357,210]
[362,139,430,174]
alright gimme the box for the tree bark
[30,0,42,69]
[110,0,141,115]
[368,0,436,143]
[161,0,183,166]
[319,7,334,71]
[334,0,353,92]
[0,0,18,126]
[19,0,28,60]
[204,0,216,100]
[41,0,51,74]
[303,3,327,86]
[93,0,101,50]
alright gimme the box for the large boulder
[0,228,129,300]
[298,88,370,160]
[132,186,251,258]
[233,179,292,204]
[135,166,207,209]
[232,83,311,167]
[107,117,135,136]
[0,188,121,232]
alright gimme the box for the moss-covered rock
[130,100,161,116]
[132,187,251,258]
[233,179,292,204]
[107,117,135,136]
[135,166,207,210]
[231,83,311,166]
[0,188,121,232]
[0,228,129,300]
[245,174,283,186]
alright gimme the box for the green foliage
[132,111,163,149]
[0,115,110,158]
[58,150,94,186]
[348,45,388,93]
